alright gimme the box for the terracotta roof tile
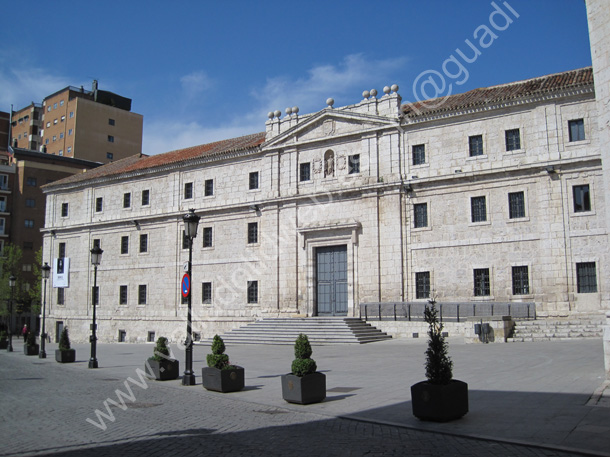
[402,67,593,117]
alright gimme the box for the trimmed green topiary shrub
[291,334,317,377]
[206,335,234,370]
[424,301,453,385]
[58,328,71,351]
[150,336,171,362]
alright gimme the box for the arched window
[324,150,335,178]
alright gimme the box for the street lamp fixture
[39,263,51,358]
[182,208,200,386]
[7,275,16,352]
[89,245,103,368]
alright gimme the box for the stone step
[508,315,604,342]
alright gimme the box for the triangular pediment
[263,109,397,149]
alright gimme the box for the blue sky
[0,1,592,156]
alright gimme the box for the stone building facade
[40,66,608,343]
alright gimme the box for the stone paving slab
[0,338,608,456]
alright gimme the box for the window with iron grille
[473,268,490,296]
[512,266,529,295]
[92,286,99,306]
[300,163,311,182]
[57,288,65,305]
[249,171,259,190]
[573,185,591,213]
[184,182,193,199]
[202,227,213,248]
[138,285,147,304]
[204,179,214,196]
[471,196,487,222]
[415,272,430,299]
[93,239,101,250]
[576,262,597,293]
[348,154,360,174]
[139,234,148,253]
[61,203,69,217]
[202,282,212,304]
[120,236,129,254]
[141,189,150,206]
[413,203,428,228]
[412,144,426,165]
[505,128,521,151]
[95,197,103,212]
[247,281,258,304]
[58,242,66,258]
[469,135,484,156]
[123,193,131,208]
[248,222,258,244]
[182,232,189,250]
[568,119,585,142]
[119,285,128,305]
[508,191,525,219]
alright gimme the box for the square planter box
[146,359,180,381]
[411,379,469,422]
[281,372,326,405]
[0,340,8,350]
[201,366,244,392]
[55,349,76,363]
[24,344,39,356]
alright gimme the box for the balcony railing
[359,301,536,323]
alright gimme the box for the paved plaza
[1,337,609,456]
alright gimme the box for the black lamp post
[182,208,200,386]
[7,275,16,352]
[39,263,51,358]
[89,245,103,369]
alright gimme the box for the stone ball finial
[391,84,399,93]
[267,112,274,119]
[274,110,282,118]
[285,107,293,115]
[370,89,378,97]
[292,106,299,114]
[326,98,334,107]
[362,90,370,99]
[383,86,391,95]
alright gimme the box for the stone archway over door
[316,245,348,316]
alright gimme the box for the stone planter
[55,349,76,363]
[201,366,245,392]
[146,359,180,381]
[24,344,39,356]
[281,372,326,405]
[411,379,469,422]
[0,340,7,350]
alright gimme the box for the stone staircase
[198,317,392,345]
[507,314,605,342]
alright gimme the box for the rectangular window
[413,203,428,228]
[0,196,6,212]
[505,128,521,151]
[25,219,34,228]
[182,232,189,250]
[202,282,212,304]
[120,236,129,254]
[92,286,99,306]
[26,177,37,187]
[142,189,150,206]
[415,272,430,299]
[573,185,591,213]
[568,119,585,142]
[512,266,530,295]
[118,330,126,342]
[204,179,214,196]
[300,163,311,182]
[247,222,258,244]
[119,285,128,305]
[202,227,213,248]
[147,331,155,343]
[57,288,65,305]
[139,234,148,253]
[95,197,103,212]
[247,280,258,304]
[106,152,113,160]
[69,111,74,118]
[348,154,360,174]
[576,262,597,293]
[68,129,73,136]
[108,118,115,126]
[0,175,8,190]
[473,268,491,296]
[107,135,114,143]
[25,198,36,208]
[469,135,484,157]
[471,196,487,223]
[123,193,131,208]
[138,285,147,304]
[184,182,193,199]
[249,171,259,190]
[412,144,426,165]
[92,239,101,250]
[58,242,66,258]
[508,191,525,219]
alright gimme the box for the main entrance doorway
[316,245,348,316]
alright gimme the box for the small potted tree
[146,337,179,381]
[0,331,7,350]
[24,332,39,356]
[55,327,76,363]
[411,300,468,421]
[201,335,244,392]
[281,333,326,404]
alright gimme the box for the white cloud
[180,70,214,95]
[0,65,71,110]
